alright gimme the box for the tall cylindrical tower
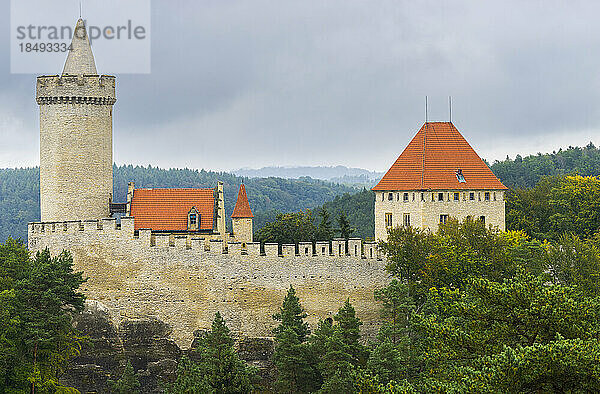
[36,19,116,222]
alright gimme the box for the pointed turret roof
[373,122,507,191]
[62,19,98,75]
[231,184,254,218]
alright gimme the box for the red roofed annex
[373,122,506,240]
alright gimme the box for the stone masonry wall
[28,218,389,349]
[37,75,115,222]
[375,190,506,241]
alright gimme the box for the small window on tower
[385,213,393,227]
[403,213,410,227]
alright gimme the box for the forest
[0,165,357,242]
[3,143,600,244]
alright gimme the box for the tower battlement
[36,75,116,105]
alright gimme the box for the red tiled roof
[231,184,253,218]
[373,122,507,191]
[130,188,214,231]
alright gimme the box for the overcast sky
[2,0,600,172]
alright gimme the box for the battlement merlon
[28,218,382,260]
[36,75,116,105]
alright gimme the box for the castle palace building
[372,122,507,241]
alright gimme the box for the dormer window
[456,169,466,183]
[188,207,200,231]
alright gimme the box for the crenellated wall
[28,218,389,348]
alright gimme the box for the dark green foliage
[490,143,600,189]
[0,239,85,393]
[0,166,358,242]
[0,168,40,244]
[310,301,368,393]
[166,356,213,394]
[337,211,353,239]
[507,175,600,241]
[316,188,375,240]
[272,286,320,392]
[273,285,310,342]
[107,360,141,394]
[371,219,600,392]
[255,211,317,245]
[167,312,257,394]
[315,207,334,241]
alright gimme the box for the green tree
[107,360,140,394]
[166,356,213,394]
[316,207,334,241]
[273,285,310,342]
[272,286,319,392]
[314,300,368,393]
[0,241,86,394]
[337,211,353,239]
[255,211,317,245]
[168,312,257,394]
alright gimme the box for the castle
[28,19,505,348]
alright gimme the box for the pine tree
[107,360,141,394]
[338,211,353,239]
[272,286,319,392]
[168,312,257,394]
[273,285,310,342]
[316,207,334,241]
[334,299,368,364]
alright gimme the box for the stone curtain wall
[29,218,389,348]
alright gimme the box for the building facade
[373,122,507,241]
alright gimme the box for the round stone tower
[36,19,116,222]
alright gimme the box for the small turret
[231,184,253,244]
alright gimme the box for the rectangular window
[189,214,197,225]
[440,214,449,224]
[493,192,497,201]
[403,192,409,202]
[438,192,444,201]
[421,193,424,201]
[403,213,410,226]
[484,192,490,201]
[480,216,486,224]
[454,192,459,201]
[388,193,393,201]
[397,193,400,201]
[385,213,393,227]
[382,193,385,201]
[469,192,475,201]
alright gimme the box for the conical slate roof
[231,184,254,218]
[373,122,507,191]
[62,19,98,75]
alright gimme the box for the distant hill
[490,143,600,188]
[0,165,358,242]
[233,166,383,186]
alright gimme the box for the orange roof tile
[373,122,507,191]
[231,184,253,218]
[130,188,214,231]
